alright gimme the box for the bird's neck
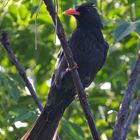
[76,25,104,43]
[76,18,103,30]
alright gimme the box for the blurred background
[0,0,140,139]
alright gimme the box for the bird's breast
[68,28,105,85]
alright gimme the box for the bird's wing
[50,48,68,89]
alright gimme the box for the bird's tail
[21,86,75,140]
[21,106,63,140]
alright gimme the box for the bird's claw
[66,62,78,72]
[75,93,88,100]
[61,63,78,79]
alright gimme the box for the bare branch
[111,51,140,140]
[0,31,61,140]
[26,0,100,140]
[122,92,140,139]
[44,0,100,139]
[0,31,43,112]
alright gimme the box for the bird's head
[63,2,103,29]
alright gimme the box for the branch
[0,31,61,140]
[43,0,100,140]
[111,51,140,140]
[122,92,140,139]
[0,31,43,112]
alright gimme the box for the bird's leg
[75,93,88,100]
[66,62,78,72]
[61,62,78,79]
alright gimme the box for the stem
[0,31,43,112]
[122,92,140,139]
[43,0,100,139]
[111,51,140,140]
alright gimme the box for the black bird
[21,2,109,140]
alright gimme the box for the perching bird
[21,2,109,140]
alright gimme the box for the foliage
[0,0,140,139]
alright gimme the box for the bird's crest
[75,2,96,10]
[87,2,96,7]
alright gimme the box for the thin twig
[1,0,10,9]
[0,31,43,112]
[111,51,140,140]
[43,0,100,139]
[122,92,140,139]
[35,0,43,50]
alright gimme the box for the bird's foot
[66,62,78,72]
[75,93,88,100]
[61,62,78,79]
[81,93,88,101]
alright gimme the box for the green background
[0,0,140,139]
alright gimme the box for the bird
[21,2,109,140]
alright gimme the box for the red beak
[63,8,80,16]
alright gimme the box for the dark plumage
[22,2,109,140]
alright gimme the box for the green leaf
[61,119,85,140]
[133,19,140,34]
[9,107,36,123]
[114,22,135,42]
[0,73,20,101]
